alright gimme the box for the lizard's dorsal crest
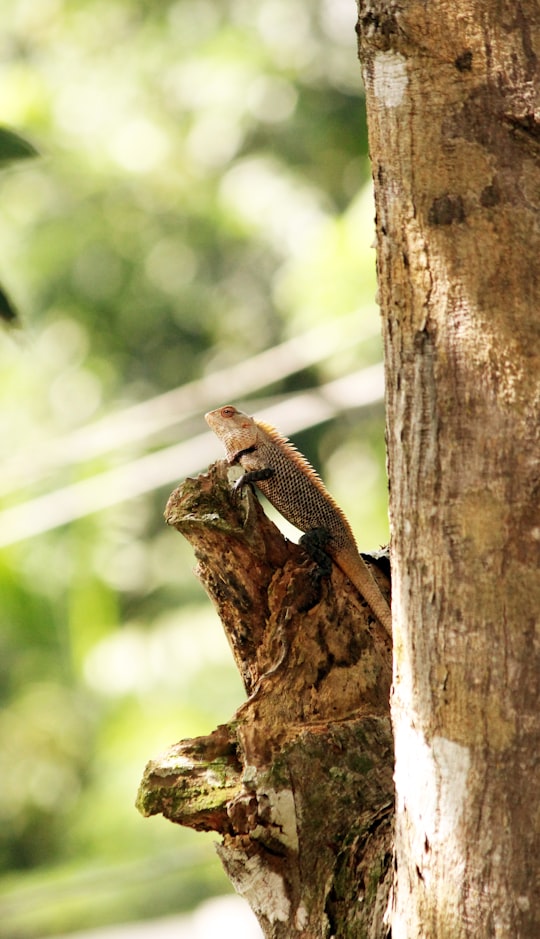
[255,419,351,528]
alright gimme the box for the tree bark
[357,1,540,936]
[137,462,394,938]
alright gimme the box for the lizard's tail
[335,547,392,639]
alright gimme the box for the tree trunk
[357,0,540,936]
[137,463,394,937]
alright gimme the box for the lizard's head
[205,405,258,460]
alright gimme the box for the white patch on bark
[221,848,291,924]
[295,903,309,930]
[394,723,471,876]
[372,52,408,107]
[431,735,471,840]
[392,725,471,938]
[263,786,299,851]
[242,770,299,852]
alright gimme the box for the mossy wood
[137,461,394,938]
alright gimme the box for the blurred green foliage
[0,0,387,935]
[0,126,37,324]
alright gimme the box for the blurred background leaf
[0,0,386,936]
[0,285,20,325]
[0,126,38,167]
[0,126,37,325]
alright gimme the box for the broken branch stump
[137,461,394,938]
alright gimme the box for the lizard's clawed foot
[233,466,276,492]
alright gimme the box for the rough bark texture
[137,462,394,938]
[357,1,540,936]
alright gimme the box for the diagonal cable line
[0,310,381,495]
[0,364,384,547]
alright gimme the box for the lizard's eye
[221,406,236,418]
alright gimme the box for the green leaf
[0,126,38,168]
[0,284,20,325]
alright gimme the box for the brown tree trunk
[357,0,540,936]
[137,463,394,937]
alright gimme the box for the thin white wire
[0,309,381,494]
[0,364,384,547]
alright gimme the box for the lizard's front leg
[228,445,277,492]
[233,466,276,492]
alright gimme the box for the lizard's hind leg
[300,528,333,583]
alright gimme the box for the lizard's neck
[225,422,261,464]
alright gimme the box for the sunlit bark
[357,1,540,935]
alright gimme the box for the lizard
[205,405,392,638]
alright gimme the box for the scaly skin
[205,405,392,638]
